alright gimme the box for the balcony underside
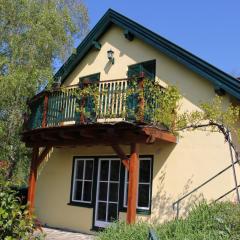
[22,122,177,148]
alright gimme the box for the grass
[97,202,240,240]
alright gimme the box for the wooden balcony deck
[25,78,177,224]
[22,78,177,147]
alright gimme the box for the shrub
[156,201,240,240]
[0,180,44,240]
[98,202,240,240]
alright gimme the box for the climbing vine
[52,77,240,158]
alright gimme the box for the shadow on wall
[150,168,204,224]
[104,60,112,74]
[145,143,204,223]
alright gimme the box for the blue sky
[74,1,240,77]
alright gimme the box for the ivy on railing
[26,77,181,131]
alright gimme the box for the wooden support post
[27,147,39,214]
[42,94,49,128]
[126,143,139,224]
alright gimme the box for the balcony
[22,78,177,147]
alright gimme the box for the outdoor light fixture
[107,49,114,64]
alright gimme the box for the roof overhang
[55,9,240,100]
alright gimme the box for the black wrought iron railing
[172,159,240,219]
[26,78,162,130]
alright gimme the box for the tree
[0,0,89,183]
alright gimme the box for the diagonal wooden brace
[36,146,52,168]
[111,144,129,170]
[28,146,52,214]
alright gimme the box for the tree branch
[176,121,239,162]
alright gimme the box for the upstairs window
[72,158,94,204]
[79,73,100,85]
[127,60,156,80]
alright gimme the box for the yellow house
[22,9,240,234]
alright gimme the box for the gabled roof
[55,9,240,100]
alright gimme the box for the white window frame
[95,158,121,228]
[123,157,152,210]
[72,158,94,203]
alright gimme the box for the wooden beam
[126,143,139,224]
[36,146,52,168]
[40,132,58,141]
[27,147,39,214]
[142,127,177,143]
[58,131,76,140]
[111,144,129,170]
[23,124,177,147]
[146,134,156,144]
[78,129,95,139]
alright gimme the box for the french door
[94,158,121,228]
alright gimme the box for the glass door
[94,158,120,228]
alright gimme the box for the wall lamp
[107,49,114,64]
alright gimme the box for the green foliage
[98,202,240,240]
[176,97,240,130]
[97,221,149,240]
[156,202,240,240]
[0,0,89,183]
[147,83,181,130]
[0,179,44,240]
[55,79,240,144]
[175,96,240,144]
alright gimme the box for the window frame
[127,60,156,80]
[122,156,153,215]
[68,155,154,216]
[79,72,100,84]
[69,157,95,207]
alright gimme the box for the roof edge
[54,8,240,100]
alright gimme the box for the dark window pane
[109,183,118,202]
[85,160,93,180]
[99,182,108,201]
[100,160,109,181]
[107,203,118,222]
[139,160,150,183]
[74,181,82,200]
[110,161,120,181]
[138,184,150,208]
[76,160,84,179]
[83,181,92,202]
[97,202,106,221]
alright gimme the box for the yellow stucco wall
[35,25,240,233]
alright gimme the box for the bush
[98,202,240,240]
[156,202,240,240]
[0,180,44,240]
